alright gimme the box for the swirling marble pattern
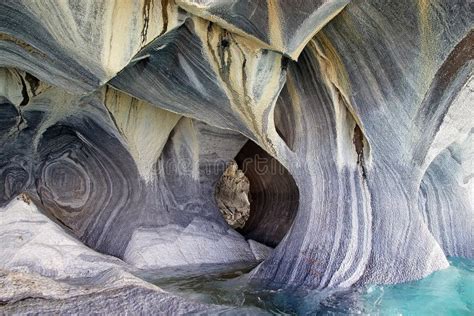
[111,17,288,155]
[0,198,262,314]
[251,0,473,288]
[249,43,374,289]
[0,71,259,267]
[0,197,127,279]
[122,118,257,269]
[0,0,472,313]
[0,0,185,93]
[419,134,474,258]
[176,0,349,59]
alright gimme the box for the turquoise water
[361,257,473,315]
[153,258,474,315]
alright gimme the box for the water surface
[153,258,474,315]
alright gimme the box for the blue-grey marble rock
[175,0,349,59]
[1,268,266,315]
[0,72,258,271]
[0,0,186,93]
[0,197,266,314]
[0,0,472,312]
[251,0,473,288]
[111,17,288,153]
[419,133,474,258]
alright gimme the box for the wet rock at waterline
[0,0,473,313]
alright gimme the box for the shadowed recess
[32,121,142,255]
[235,140,299,247]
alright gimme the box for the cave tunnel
[233,140,299,248]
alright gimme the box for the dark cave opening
[232,140,299,248]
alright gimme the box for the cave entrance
[215,140,299,248]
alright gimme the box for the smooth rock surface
[0,269,264,314]
[0,70,257,271]
[0,0,185,93]
[250,0,473,288]
[0,0,472,312]
[124,218,256,269]
[0,196,126,279]
[0,196,265,314]
[419,134,474,258]
[175,0,349,59]
[248,240,273,262]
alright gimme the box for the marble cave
[0,0,473,314]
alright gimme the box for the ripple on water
[152,258,474,315]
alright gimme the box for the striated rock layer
[0,0,472,313]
